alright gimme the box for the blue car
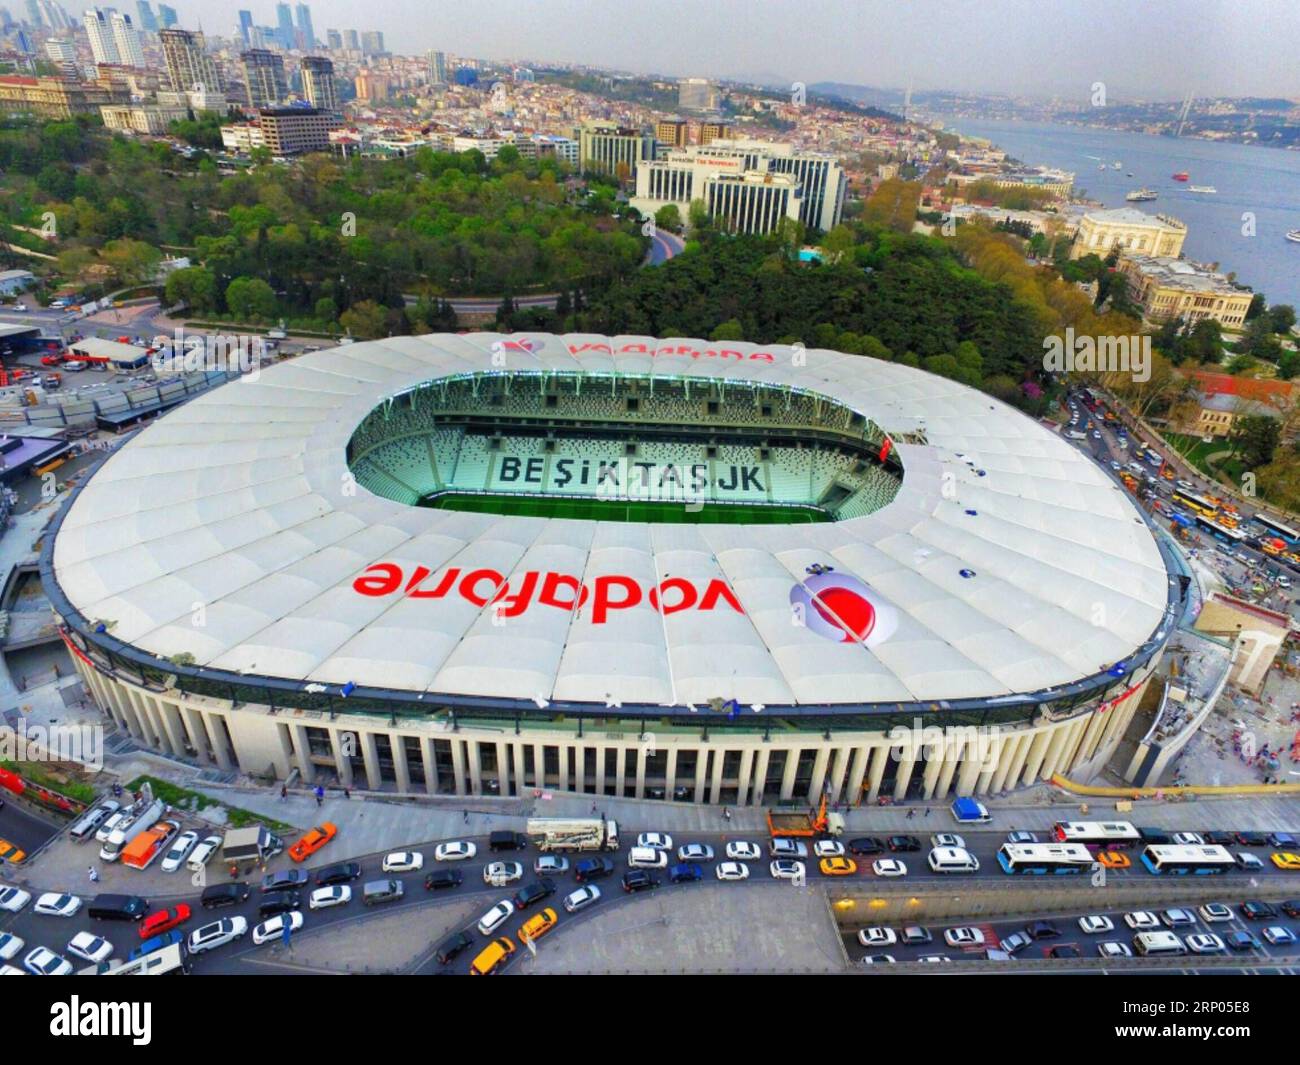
[130,930,184,961]
[669,862,703,884]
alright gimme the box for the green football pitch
[422,493,828,524]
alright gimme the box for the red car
[288,822,338,863]
[138,903,192,939]
[40,354,63,366]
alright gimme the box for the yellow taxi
[818,856,858,877]
[519,907,558,944]
[0,839,26,865]
[469,936,516,975]
[1096,850,1130,870]
[1270,852,1300,871]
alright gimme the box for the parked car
[315,862,362,886]
[382,851,423,873]
[669,863,703,884]
[715,861,749,881]
[289,823,338,863]
[677,843,715,863]
[846,837,883,856]
[434,930,473,966]
[533,855,570,876]
[621,871,660,893]
[308,886,351,910]
[886,835,921,852]
[424,870,463,891]
[433,841,477,862]
[636,832,673,851]
[159,831,198,873]
[574,857,615,882]
[563,885,602,913]
[260,869,310,893]
[23,946,72,976]
[725,841,762,861]
[33,893,82,918]
[187,917,248,954]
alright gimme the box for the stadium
[40,333,1181,806]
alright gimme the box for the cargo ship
[1125,187,1158,202]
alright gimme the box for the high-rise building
[577,121,656,180]
[655,117,688,149]
[109,11,145,67]
[325,28,341,50]
[677,77,720,111]
[29,0,74,30]
[135,1,157,32]
[698,120,728,146]
[427,49,446,85]
[240,49,286,109]
[157,3,176,29]
[359,30,383,55]
[275,2,294,49]
[343,28,359,51]
[294,3,313,49]
[83,8,120,66]
[44,36,78,65]
[237,9,252,45]
[299,54,336,112]
[257,106,337,155]
[160,28,223,93]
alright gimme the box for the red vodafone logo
[791,569,898,648]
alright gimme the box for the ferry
[1286,230,1300,244]
[1125,187,1158,202]
[1112,161,1122,169]
[1188,185,1217,194]
[1172,171,1190,181]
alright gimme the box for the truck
[766,795,845,838]
[525,818,619,853]
[220,826,285,866]
[98,798,165,863]
[951,797,991,824]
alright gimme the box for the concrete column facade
[466,739,482,796]
[892,749,917,801]
[709,747,726,804]
[827,746,851,804]
[557,744,570,793]
[808,747,831,804]
[664,748,678,800]
[288,724,315,783]
[779,748,800,801]
[392,734,412,794]
[450,737,467,795]
[635,746,647,799]
[1020,728,1053,785]
[571,744,584,795]
[421,737,438,795]
[204,713,233,770]
[735,748,754,806]
[360,731,383,790]
[512,743,526,798]
[750,748,770,806]
[180,706,211,764]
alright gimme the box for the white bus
[1139,845,1236,875]
[91,942,189,975]
[1052,821,1141,846]
[997,842,1095,875]
[1133,931,1187,956]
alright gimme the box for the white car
[813,840,845,858]
[33,893,82,918]
[0,932,24,961]
[23,946,72,976]
[943,927,985,948]
[1162,908,1196,928]
[477,900,515,936]
[66,931,113,964]
[857,927,897,947]
[872,858,907,878]
[1173,832,1204,846]
[726,841,761,861]
[187,917,248,954]
[715,861,749,881]
[533,856,569,876]
[1198,903,1234,924]
[1098,941,1132,958]
[187,834,222,871]
[482,861,524,886]
[160,830,199,873]
[308,885,351,910]
[1237,852,1264,870]
[0,886,31,914]
[433,841,477,862]
[1262,926,1297,946]
[563,885,601,913]
[769,860,805,881]
[1185,933,1225,954]
[252,911,304,945]
[916,954,951,964]
[382,851,424,873]
[677,843,714,862]
[930,833,965,850]
[94,811,128,843]
[1078,915,1114,934]
[636,832,672,851]
[860,954,897,965]
[1123,910,1160,931]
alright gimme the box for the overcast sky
[174,0,1300,100]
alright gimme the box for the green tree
[224,276,277,320]
[1229,413,1281,470]
[710,319,744,341]
[314,296,339,323]
[339,299,388,339]
[654,203,682,231]
[163,265,217,313]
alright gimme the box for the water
[941,118,1300,309]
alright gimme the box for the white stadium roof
[50,333,1171,710]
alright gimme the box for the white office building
[109,11,145,68]
[83,8,120,66]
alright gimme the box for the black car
[200,883,250,909]
[513,878,557,910]
[1281,900,1300,918]
[1137,827,1171,844]
[574,857,615,882]
[425,870,464,891]
[260,869,311,893]
[1239,900,1276,921]
[1235,831,1268,847]
[315,862,362,886]
[1203,831,1237,846]
[434,930,473,965]
[622,871,660,893]
[886,835,920,853]
[1048,945,1081,959]
[1026,920,1060,940]
[847,837,884,856]
[258,890,301,917]
[1268,832,1298,848]
[1226,930,1261,951]
[489,830,528,852]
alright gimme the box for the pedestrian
[87,866,98,883]
[924,807,931,818]
[314,792,322,807]
[591,801,597,814]
[463,809,469,823]
[344,788,351,800]
[279,784,287,801]
[906,808,915,820]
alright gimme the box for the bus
[997,843,1095,875]
[1254,514,1300,545]
[1194,514,1246,543]
[1139,844,1236,875]
[99,942,189,975]
[1171,488,1220,517]
[1052,821,1141,846]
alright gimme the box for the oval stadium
[40,333,1180,807]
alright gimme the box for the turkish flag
[878,436,893,463]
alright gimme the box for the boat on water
[1287,230,1300,244]
[1098,163,1106,170]
[1188,185,1217,194]
[1126,172,1133,177]
[1112,162,1122,169]
[1172,171,1190,181]
[1125,187,1158,202]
